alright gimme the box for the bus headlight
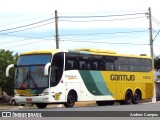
[39,91,49,96]
[14,90,20,96]
[15,94,20,96]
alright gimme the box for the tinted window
[79,54,92,70]
[65,53,79,70]
[92,55,105,70]
[65,53,152,72]
[117,57,129,71]
[50,52,64,86]
[18,54,51,65]
[128,58,140,72]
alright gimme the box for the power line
[0,18,54,33]
[0,39,27,44]
[3,38,148,49]
[0,21,54,35]
[152,16,160,26]
[60,12,146,19]
[60,39,149,46]
[60,16,146,22]
[0,13,54,28]
[59,10,147,15]
[0,11,147,36]
[0,34,54,44]
[5,39,53,49]
[0,10,151,51]
[60,29,148,36]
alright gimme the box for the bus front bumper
[15,95,51,104]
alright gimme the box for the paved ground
[0,99,155,110]
[0,101,97,110]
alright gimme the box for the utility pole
[148,7,156,103]
[149,7,153,60]
[55,10,59,49]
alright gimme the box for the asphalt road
[1,101,160,111]
[45,102,160,111]
[1,102,160,120]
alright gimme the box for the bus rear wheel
[132,90,141,104]
[64,91,76,107]
[36,103,47,109]
[96,101,106,106]
[119,90,133,105]
[106,101,115,105]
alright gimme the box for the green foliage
[0,49,18,96]
[154,55,160,69]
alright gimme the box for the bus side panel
[62,70,83,102]
[101,71,154,100]
[142,83,154,99]
[63,70,115,101]
[78,70,114,101]
[49,83,66,102]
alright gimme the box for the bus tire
[106,101,115,105]
[96,101,106,106]
[132,90,141,104]
[119,90,133,105]
[64,91,76,107]
[36,103,47,109]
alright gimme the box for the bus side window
[73,59,79,69]
[65,53,79,70]
[51,52,64,86]
[81,64,86,70]
[106,62,114,71]
[65,59,74,70]
[128,58,140,72]
[79,61,86,70]
[50,67,58,86]
[117,57,129,71]
[93,62,98,70]
[86,61,90,70]
[67,63,72,70]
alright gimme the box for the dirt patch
[75,101,96,107]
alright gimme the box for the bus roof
[21,48,151,59]
[75,48,151,59]
[21,49,60,55]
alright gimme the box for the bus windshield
[18,54,51,65]
[15,54,51,89]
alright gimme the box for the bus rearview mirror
[6,64,15,77]
[44,62,51,75]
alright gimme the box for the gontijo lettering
[110,74,135,81]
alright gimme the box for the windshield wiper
[20,71,38,89]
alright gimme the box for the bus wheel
[96,101,106,106]
[119,90,132,105]
[106,101,115,105]
[36,103,47,109]
[132,90,141,104]
[64,91,76,107]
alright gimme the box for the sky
[0,0,160,56]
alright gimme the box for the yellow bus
[6,48,154,108]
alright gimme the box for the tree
[0,49,18,96]
[154,55,160,70]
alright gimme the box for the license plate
[26,98,32,102]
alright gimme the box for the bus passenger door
[50,66,65,102]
